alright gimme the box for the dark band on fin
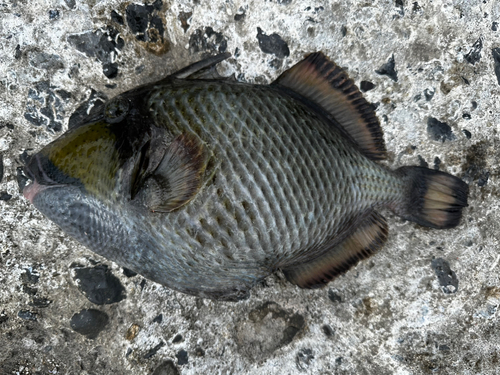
[283,211,388,289]
[139,133,209,212]
[395,166,469,229]
[273,52,386,160]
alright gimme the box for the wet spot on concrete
[16,166,29,192]
[189,27,228,54]
[328,288,343,303]
[70,309,109,339]
[360,81,375,92]
[427,117,455,142]
[235,302,305,361]
[24,81,70,132]
[21,268,40,284]
[48,10,60,20]
[492,48,500,86]
[395,0,404,17]
[64,0,76,9]
[465,38,482,65]
[18,310,37,321]
[67,27,124,78]
[0,192,12,201]
[0,154,3,183]
[172,334,182,343]
[322,324,335,337]
[341,25,347,37]
[68,89,107,130]
[431,258,458,294]
[110,10,124,25]
[0,312,8,325]
[143,341,165,359]
[433,156,441,170]
[72,265,126,305]
[28,297,52,308]
[125,1,169,55]
[234,8,246,22]
[296,348,314,371]
[176,349,188,365]
[152,360,179,375]
[461,140,490,187]
[0,122,14,130]
[195,346,205,357]
[122,267,138,277]
[28,52,64,71]
[178,11,192,33]
[256,27,290,58]
[375,54,398,81]
[424,87,435,101]
[418,155,428,168]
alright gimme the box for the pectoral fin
[283,210,388,289]
[137,133,209,212]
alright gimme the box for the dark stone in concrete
[375,55,398,82]
[70,309,109,339]
[152,360,179,375]
[427,117,455,142]
[256,27,290,58]
[465,38,482,65]
[431,258,458,294]
[73,265,126,305]
[492,48,500,86]
[235,302,305,361]
[189,27,227,54]
[176,349,188,365]
[360,81,375,92]
[143,341,165,359]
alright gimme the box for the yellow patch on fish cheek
[44,123,120,197]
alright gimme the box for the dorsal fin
[283,210,388,289]
[171,52,231,80]
[273,52,386,160]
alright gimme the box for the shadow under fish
[23,52,468,301]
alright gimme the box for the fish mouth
[23,180,57,203]
[23,153,67,203]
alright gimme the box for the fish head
[23,92,172,231]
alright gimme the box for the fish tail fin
[395,166,469,229]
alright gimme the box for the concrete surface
[1,0,499,374]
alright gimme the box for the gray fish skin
[23,54,467,301]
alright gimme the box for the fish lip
[23,181,68,204]
[23,153,68,203]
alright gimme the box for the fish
[23,52,468,301]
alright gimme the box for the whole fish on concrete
[23,53,468,301]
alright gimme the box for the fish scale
[147,81,396,270]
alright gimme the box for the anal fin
[284,211,388,289]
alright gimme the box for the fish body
[24,53,468,300]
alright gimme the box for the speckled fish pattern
[136,80,404,296]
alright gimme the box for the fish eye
[104,97,129,123]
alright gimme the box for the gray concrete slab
[0,0,499,374]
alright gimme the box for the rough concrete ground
[1,0,499,374]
